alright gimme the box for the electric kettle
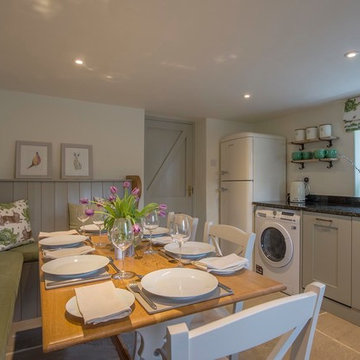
[290,181,310,203]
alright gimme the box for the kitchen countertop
[253,195,360,217]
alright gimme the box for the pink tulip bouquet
[80,181,167,233]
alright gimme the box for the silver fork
[128,282,157,310]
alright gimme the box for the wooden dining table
[39,235,286,359]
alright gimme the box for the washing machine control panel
[256,209,299,224]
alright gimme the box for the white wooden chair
[167,212,199,242]
[156,282,325,360]
[203,222,256,269]
[191,222,257,338]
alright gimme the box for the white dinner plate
[39,235,88,247]
[143,227,169,237]
[141,268,218,299]
[150,236,173,245]
[41,255,109,276]
[164,241,215,258]
[80,224,106,233]
[66,289,135,318]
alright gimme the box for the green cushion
[0,291,17,360]
[0,251,23,360]
[9,241,39,262]
[0,252,23,296]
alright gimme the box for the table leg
[111,335,132,360]
[134,315,194,360]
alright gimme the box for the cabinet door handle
[220,170,229,175]
[315,218,333,223]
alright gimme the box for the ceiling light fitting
[344,51,359,59]
[244,94,251,99]
[74,58,84,65]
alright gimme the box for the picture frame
[15,140,52,179]
[61,144,93,180]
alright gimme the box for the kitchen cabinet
[352,218,360,310]
[302,212,351,306]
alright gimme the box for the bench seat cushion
[9,241,39,262]
[0,291,17,360]
[0,252,23,360]
[0,252,23,295]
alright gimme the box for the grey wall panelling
[54,182,68,231]
[0,182,13,203]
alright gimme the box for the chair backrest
[164,282,325,360]
[203,222,256,268]
[167,212,199,242]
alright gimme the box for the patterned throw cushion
[0,199,34,251]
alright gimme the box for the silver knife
[218,282,233,293]
[47,274,110,288]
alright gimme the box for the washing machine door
[258,222,293,268]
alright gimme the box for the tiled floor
[6,294,360,359]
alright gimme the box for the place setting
[65,281,135,325]
[127,267,233,314]
[39,233,95,260]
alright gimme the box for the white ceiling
[0,0,360,121]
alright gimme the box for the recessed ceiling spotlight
[344,51,359,59]
[244,94,251,99]
[74,58,84,65]
[105,75,113,79]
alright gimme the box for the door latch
[187,185,194,197]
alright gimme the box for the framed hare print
[61,144,93,179]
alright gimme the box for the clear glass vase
[110,218,135,279]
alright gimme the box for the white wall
[205,118,253,224]
[253,100,354,196]
[0,90,145,185]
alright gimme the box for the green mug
[314,149,326,159]
[302,151,313,160]
[292,151,303,160]
[325,149,337,158]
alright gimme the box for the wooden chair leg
[111,335,132,360]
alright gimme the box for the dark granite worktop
[253,195,360,217]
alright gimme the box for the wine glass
[76,204,89,235]
[168,215,191,267]
[110,218,135,279]
[141,210,159,254]
[93,213,106,247]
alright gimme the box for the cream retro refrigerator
[220,132,286,233]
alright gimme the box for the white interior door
[144,119,193,216]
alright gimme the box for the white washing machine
[255,207,301,295]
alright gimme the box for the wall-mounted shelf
[290,136,338,151]
[291,158,338,170]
